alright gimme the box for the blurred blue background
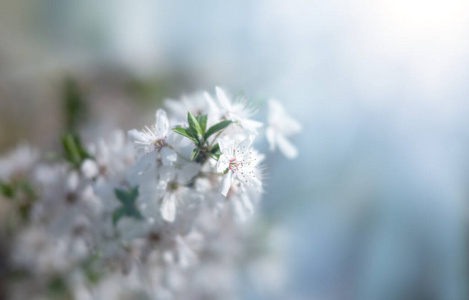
[1,1,468,299]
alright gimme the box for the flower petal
[215,86,231,110]
[81,159,99,179]
[266,127,276,151]
[155,109,169,137]
[236,135,254,152]
[179,162,201,183]
[160,147,177,166]
[217,154,230,173]
[218,139,234,157]
[276,134,298,159]
[161,193,176,222]
[128,129,147,144]
[220,170,233,197]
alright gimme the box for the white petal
[215,86,231,110]
[240,193,254,215]
[282,116,302,136]
[220,170,233,197]
[266,127,276,151]
[234,193,254,221]
[160,147,177,166]
[161,193,176,222]
[218,139,234,157]
[276,134,298,159]
[204,91,218,111]
[268,99,284,123]
[179,162,201,183]
[67,171,80,191]
[128,129,147,143]
[176,235,198,268]
[238,171,262,187]
[217,154,230,173]
[81,159,99,179]
[236,135,254,152]
[155,109,169,137]
[243,119,263,130]
[158,165,175,183]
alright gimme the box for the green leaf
[210,143,220,154]
[172,126,198,143]
[209,144,221,160]
[47,276,70,298]
[113,186,143,227]
[195,115,208,133]
[0,181,16,199]
[190,148,200,161]
[112,207,126,227]
[82,253,105,284]
[63,77,88,132]
[205,120,232,140]
[187,111,203,141]
[61,133,92,168]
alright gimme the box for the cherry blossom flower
[128,109,177,165]
[208,87,263,134]
[217,136,262,197]
[266,99,302,159]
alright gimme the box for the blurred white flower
[3,87,297,300]
[208,87,263,134]
[266,99,302,159]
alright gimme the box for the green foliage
[1,179,37,224]
[112,186,143,227]
[63,77,88,132]
[187,111,204,142]
[61,133,93,168]
[172,112,232,163]
[172,126,198,144]
[0,181,16,199]
[47,276,71,299]
[195,115,208,133]
[205,120,232,140]
[209,143,221,160]
[82,253,105,284]
[190,148,200,161]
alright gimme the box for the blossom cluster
[0,87,300,299]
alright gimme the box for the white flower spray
[0,86,300,300]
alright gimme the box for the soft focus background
[1,1,469,299]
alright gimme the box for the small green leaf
[205,120,232,140]
[190,148,200,161]
[172,127,198,143]
[210,143,220,154]
[112,207,126,227]
[195,115,208,133]
[113,186,143,227]
[209,144,221,160]
[61,133,92,168]
[0,181,16,199]
[187,111,203,138]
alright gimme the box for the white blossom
[217,136,262,197]
[207,87,263,134]
[2,87,298,300]
[129,109,177,166]
[266,99,302,159]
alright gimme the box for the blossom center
[229,158,239,172]
[153,138,166,151]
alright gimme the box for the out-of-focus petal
[156,109,169,137]
[161,193,176,222]
[161,147,177,166]
[220,170,233,197]
[276,134,298,159]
